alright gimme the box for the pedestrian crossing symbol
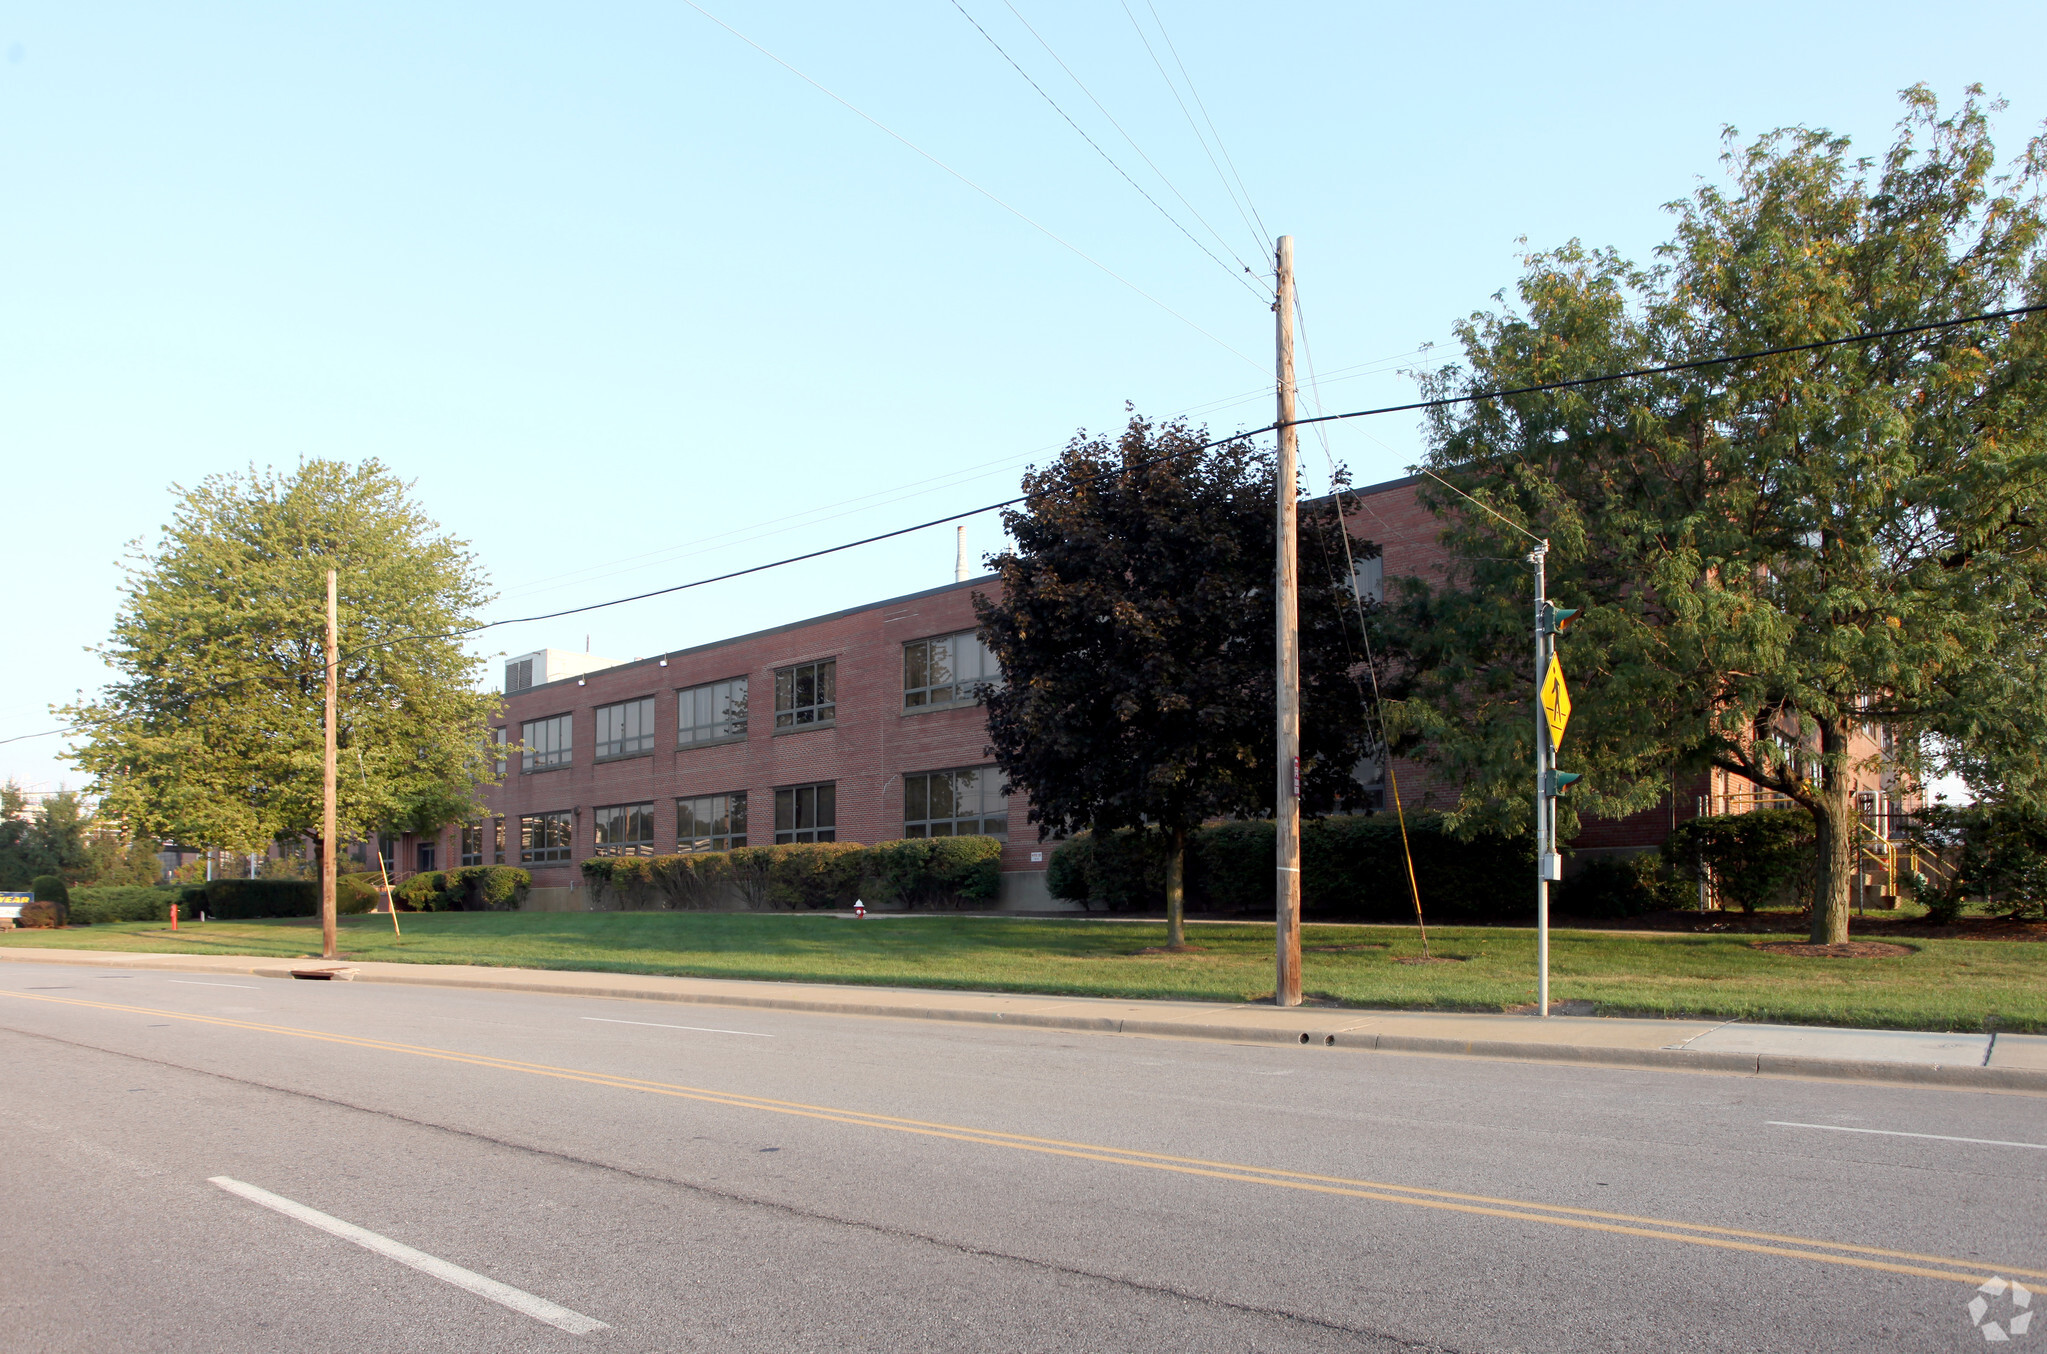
[1541,654,1571,750]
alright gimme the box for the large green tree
[976,414,1381,948]
[1381,87,2047,944]
[64,460,501,864]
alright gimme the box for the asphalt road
[2,959,2041,1352]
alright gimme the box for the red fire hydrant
[853,899,867,919]
[170,901,179,932]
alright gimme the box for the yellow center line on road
[7,988,2038,1287]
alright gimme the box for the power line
[946,0,1265,300]
[1140,0,1270,247]
[8,302,2038,747]
[676,0,1265,373]
[1287,302,2047,436]
[993,0,1264,282]
[1117,0,1265,262]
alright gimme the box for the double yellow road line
[7,987,2039,1287]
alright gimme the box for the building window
[1349,554,1383,605]
[416,841,437,873]
[903,631,999,709]
[378,834,397,875]
[774,782,836,843]
[678,678,748,746]
[594,697,656,760]
[522,714,572,771]
[506,658,533,692]
[903,767,1008,839]
[774,660,836,729]
[520,811,573,864]
[676,792,747,852]
[592,802,656,856]
[492,817,506,865]
[460,824,484,867]
[492,727,508,776]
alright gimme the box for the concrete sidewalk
[3,945,2040,1092]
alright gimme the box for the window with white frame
[492,727,508,776]
[592,802,655,856]
[520,811,573,863]
[594,697,656,760]
[773,660,835,729]
[677,678,748,746]
[903,767,1007,839]
[774,782,835,843]
[676,792,747,852]
[903,631,999,709]
[521,714,572,771]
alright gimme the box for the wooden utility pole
[321,567,339,961]
[1274,235,1302,1007]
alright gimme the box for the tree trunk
[1165,827,1186,950]
[1808,718,1857,945]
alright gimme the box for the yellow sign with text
[1541,653,1571,750]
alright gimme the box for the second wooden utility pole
[1273,236,1302,1008]
[321,567,339,961]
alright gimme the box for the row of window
[463,767,1007,865]
[505,631,997,774]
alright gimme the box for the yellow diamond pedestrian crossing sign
[1541,653,1571,750]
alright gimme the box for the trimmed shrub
[1560,854,1684,920]
[68,885,184,925]
[767,842,868,910]
[30,875,70,906]
[651,853,733,910]
[395,866,529,911]
[194,878,318,920]
[1665,809,1813,914]
[17,900,65,928]
[336,873,382,915]
[862,836,1001,910]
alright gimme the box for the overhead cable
[993,0,1264,281]
[946,0,1266,299]
[677,0,1266,373]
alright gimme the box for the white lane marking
[168,980,258,990]
[583,1015,773,1037]
[1769,1121,2047,1151]
[208,1177,608,1335]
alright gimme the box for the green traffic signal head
[1546,605,1582,635]
[1553,771,1583,794]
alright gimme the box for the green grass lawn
[5,911,2042,1033]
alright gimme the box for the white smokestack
[954,524,968,583]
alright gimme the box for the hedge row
[67,885,184,925]
[178,878,319,919]
[1048,817,1540,923]
[579,837,1002,911]
[392,866,530,912]
[1048,818,1694,922]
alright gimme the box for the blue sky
[3,1,2042,794]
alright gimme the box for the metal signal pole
[321,567,339,961]
[1274,235,1302,1008]
[1530,542,1552,1018]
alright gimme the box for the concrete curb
[4,947,2041,1093]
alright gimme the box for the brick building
[452,575,1045,909]
[398,472,1907,908]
